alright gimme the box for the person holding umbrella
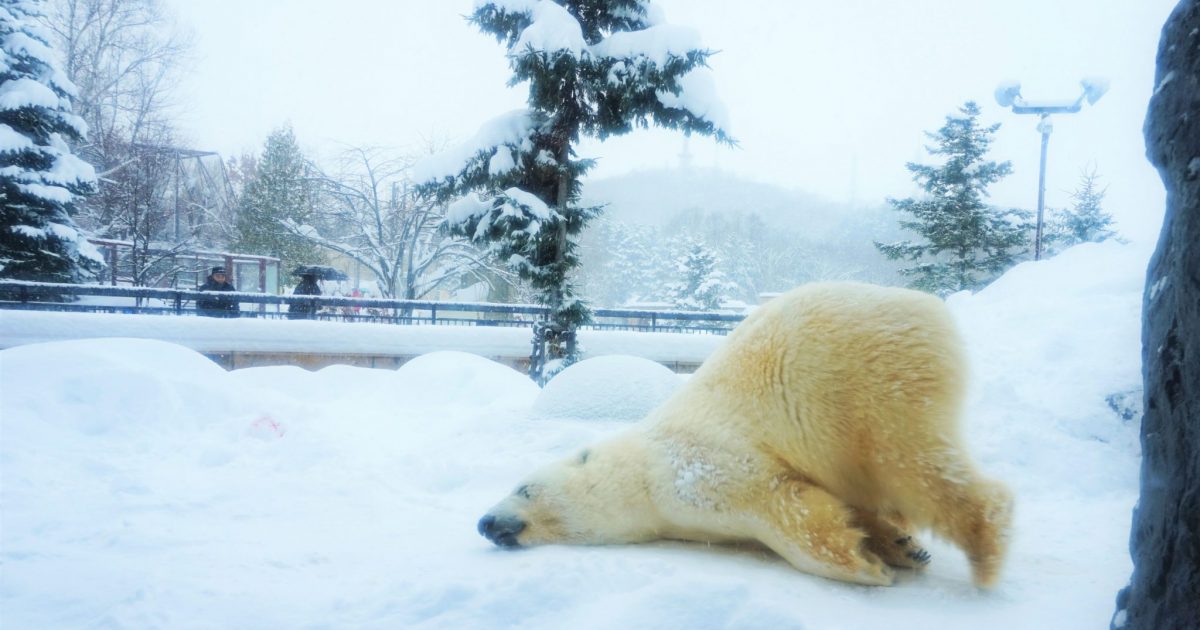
[288,270,322,320]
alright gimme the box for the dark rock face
[1113,1,1200,628]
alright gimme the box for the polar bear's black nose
[478,513,526,547]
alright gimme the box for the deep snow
[0,240,1147,629]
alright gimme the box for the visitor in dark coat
[196,266,239,317]
[288,273,321,320]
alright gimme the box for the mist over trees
[574,168,907,307]
[3,0,1123,308]
[665,239,735,310]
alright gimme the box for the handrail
[0,280,745,327]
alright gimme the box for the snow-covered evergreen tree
[875,102,1029,296]
[234,125,325,274]
[667,239,733,310]
[417,0,732,381]
[0,0,102,283]
[1046,167,1117,252]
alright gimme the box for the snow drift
[0,241,1147,628]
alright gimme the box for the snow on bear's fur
[478,282,1014,588]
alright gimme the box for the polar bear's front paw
[858,514,933,571]
[893,536,932,567]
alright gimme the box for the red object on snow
[249,415,286,438]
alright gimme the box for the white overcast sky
[166,0,1179,243]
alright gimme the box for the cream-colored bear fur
[479,282,1013,588]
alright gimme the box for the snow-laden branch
[514,1,586,57]
[413,109,540,186]
[588,23,700,65]
[471,0,732,137]
[447,188,558,243]
[655,68,731,135]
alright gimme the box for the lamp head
[1081,77,1110,105]
[995,81,1022,108]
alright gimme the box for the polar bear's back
[678,282,969,509]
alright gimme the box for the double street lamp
[994,78,1109,260]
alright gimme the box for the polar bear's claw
[907,548,932,565]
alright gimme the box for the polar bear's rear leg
[939,478,1013,588]
[751,477,894,586]
[919,472,1014,588]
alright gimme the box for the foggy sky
[167,0,1178,243]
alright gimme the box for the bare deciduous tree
[42,0,190,150]
[286,146,508,301]
[93,129,189,286]
[40,0,229,287]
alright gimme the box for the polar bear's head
[477,435,659,547]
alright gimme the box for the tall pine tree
[417,0,732,381]
[875,102,1029,296]
[234,125,324,276]
[0,0,102,283]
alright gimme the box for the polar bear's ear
[576,449,591,465]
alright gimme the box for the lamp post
[994,78,1109,260]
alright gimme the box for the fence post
[174,291,182,314]
[431,305,437,325]
[258,259,267,315]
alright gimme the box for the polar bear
[478,282,1013,587]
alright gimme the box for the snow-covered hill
[582,167,849,231]
[0,241,1147,629]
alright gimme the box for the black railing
[0,280,745,334]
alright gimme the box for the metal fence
[0,280,745,334]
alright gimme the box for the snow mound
[391,351,539,408]
[947,240,1148,494]
[314,363,403,401]
[533,355,682,421]
[0,338,233,435]
[229,364,320,399]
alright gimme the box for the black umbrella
[291,265,348,281]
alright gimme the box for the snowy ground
[0,241,1147,629]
